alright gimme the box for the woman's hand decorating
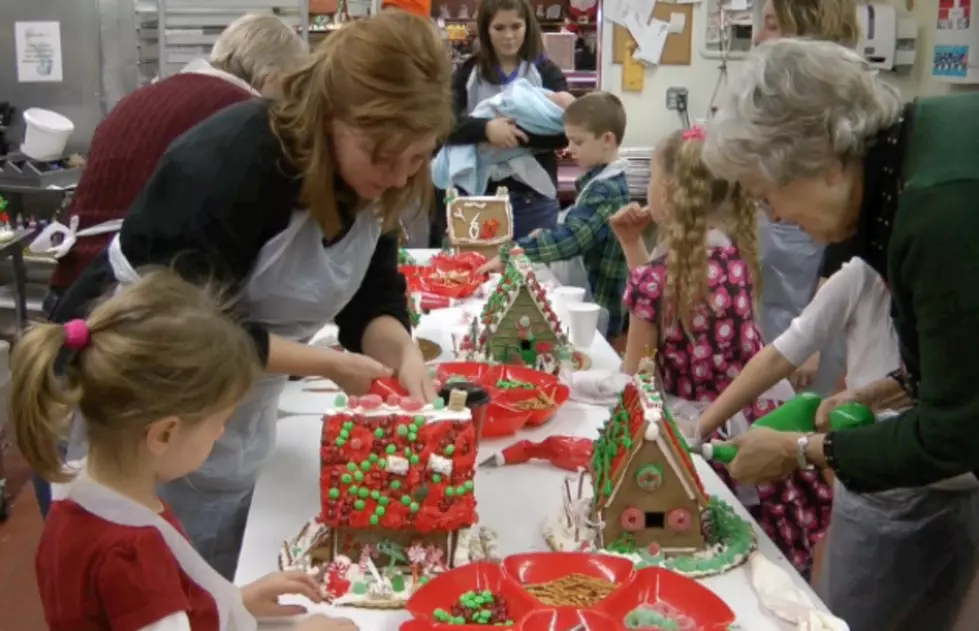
[398,345,438,402]
[609,203,653,245]
[486,117,529,150]
[325,351,393,396]
[726,427,800,485]
[241,571,322,618]
[814,387,869,432]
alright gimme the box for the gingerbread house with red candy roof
[278,389,501,608]
[460,247,569,367]
[588,372,710,554]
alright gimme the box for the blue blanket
[432,79,565,197]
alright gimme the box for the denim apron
[95,209,382,579]
[756,214,824,343]
[53,472,257,631]
[467,63,560,239]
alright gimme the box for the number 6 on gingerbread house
[445,187,514,258]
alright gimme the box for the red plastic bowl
[495,364,561,390]
[435,361,491,386]
[524,383,571,427]
[407,562,539,629]
[519,608,624,631]
[503,552,635,603]
[400,622,432,631]
[483,391,534,438]
[595,567,736,630]
[432,251,488,271]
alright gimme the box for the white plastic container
[21,108,74,161]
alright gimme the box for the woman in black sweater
[431,0,568,243]
[53,12,449,580]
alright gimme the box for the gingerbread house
[445,187,513,258]
[278,390,500,607]
[589,373,709,554]
[460,248,569,366]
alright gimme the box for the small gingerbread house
[460,248,569,365]
[445,187,513,258]
[590,373,709,554]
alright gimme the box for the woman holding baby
[433,0,569,241]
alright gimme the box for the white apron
[548,159,628,311]
[99,209,382,579]
[28,215,124,259]
[52,472,256,631]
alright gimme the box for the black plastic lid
[438,380,491,407]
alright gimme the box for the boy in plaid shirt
[478,92,631,336]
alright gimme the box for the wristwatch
[796,434,815,470]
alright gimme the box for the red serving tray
[405,552,736,630]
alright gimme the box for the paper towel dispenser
[857,3,918,70]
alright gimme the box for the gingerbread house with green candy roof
[278,389,500,608]
[460,246,569,365]
[542,372,755,577]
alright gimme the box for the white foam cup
[567,302,601,348]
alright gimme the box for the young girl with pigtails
[15,269,357,631]
[609,127,832,576]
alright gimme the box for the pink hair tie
[682,125,706,141]
[63,319,91,351]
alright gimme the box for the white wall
[603,0,953,147]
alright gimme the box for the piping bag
[479,436,593,471]
[696,392,876,465]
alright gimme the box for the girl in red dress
[609,127,832,576]
[14,270,357,631]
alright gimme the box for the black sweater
[446,55,569,194]
[53,100,410,365]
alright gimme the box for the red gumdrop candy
[347,396,360,408]
[400,397,424,412]
[386,394,402,407]
[359,394,383,409]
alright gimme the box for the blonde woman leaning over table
[51,11,448,580]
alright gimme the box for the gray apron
[52,472,256,631]
[818,409,979,631]
[103,209,382,579]
[548,159,628,312]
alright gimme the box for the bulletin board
[611,3,694,66]
[652,3,694,65]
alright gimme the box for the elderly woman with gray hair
[702,38,979,629]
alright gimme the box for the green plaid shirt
[517,165,631,335]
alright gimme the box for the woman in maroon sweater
[45,13,307,299]
[32,14,306,520]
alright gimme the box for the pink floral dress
[623,240,833,575]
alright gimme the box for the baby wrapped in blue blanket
[432,78,573,198]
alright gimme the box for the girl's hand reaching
[322,350,393,396]
[609,203,653,245]
[297,616,360,631]
[241,571,323,618]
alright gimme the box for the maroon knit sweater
[50,73,253,290]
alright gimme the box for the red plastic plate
[596,567,736,630]
[407,562,539,629]
[431,251,488,271]
[503,552,635,602]
[519,608,624,631]
[436,361,491,386]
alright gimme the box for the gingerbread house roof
[591,374,708,512]
[462,251,569,353]
[319,393,478,533]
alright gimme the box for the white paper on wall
[632,17,671,65]
[14,21,64,83]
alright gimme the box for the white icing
[644,422,660,441]
[0,226,13,242]
[428,453,453,476]
[386,455,410,475]
[324,402,472,424]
